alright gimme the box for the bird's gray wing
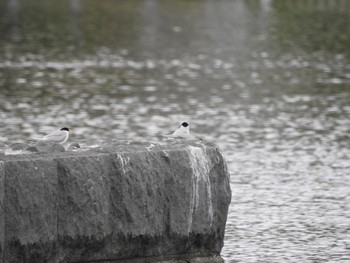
[43,131,66,142]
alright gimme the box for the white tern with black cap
[165,122,193,139]
[40,127,70,144]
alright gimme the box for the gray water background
[1,0,350,262]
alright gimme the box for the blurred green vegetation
[270,0,350,56]
[0,0,205,59]
[1,0,349,59]
[0,0,147,58]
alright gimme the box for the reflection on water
[1,0,350,262]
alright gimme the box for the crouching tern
[165,122,193,139]
[40,127,70,144]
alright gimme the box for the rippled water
[1,0,350,262]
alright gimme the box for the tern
[165,122,192,139]
[40,127,70,144]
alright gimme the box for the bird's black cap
[181,122,189,127]
[60,127,70,131]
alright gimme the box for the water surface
[1,0,350,262]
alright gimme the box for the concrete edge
[68,252,224,263]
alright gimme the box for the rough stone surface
[57,154,112,261]
[9,143,30,151]
[1,141,231,263]
[4,159,58,263]
[0,161,4,263]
